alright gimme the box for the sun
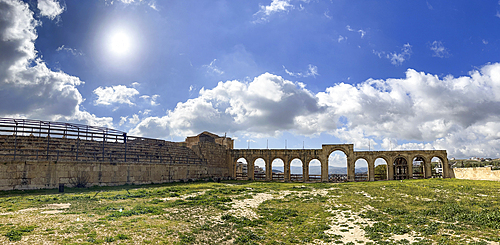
[108,30,133,56]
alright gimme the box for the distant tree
[374,164,387,180]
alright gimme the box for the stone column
[368,157,375,181]
[424,158,432,178]
[442,157,449,178]
[265,156,272,181]
[407,156,413,179]
[284,156,291,182]
[248,157,255,180]
[320,154,328,182]
[347,156,355,182]
[303,157,309,182]
[387,157,394,180]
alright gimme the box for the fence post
[46,124,50,160]
[76,129,80,161]
[102,130,106,162]
[123,133,127,162]
[14,121,18,161]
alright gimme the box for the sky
[2,0,500,163]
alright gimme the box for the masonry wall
[189,141,232,178]
[452,167,500,181]
[0,135,232,190]
[0,160,221,191]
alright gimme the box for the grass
[0,179,499,244]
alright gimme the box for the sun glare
[108,30,133,56]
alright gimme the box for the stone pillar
[442,157,449,178]
[265,156,272,181]
[284,156,290,182]
[387,157,394,180]
[248,157,255,180]
[347,156,355,182]
[368,157,375,181]
[407,156,413,179]
[424,159,432,178]
[320,155,328,182]
[303,158,309,182]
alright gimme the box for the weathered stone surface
[453,167,500,181]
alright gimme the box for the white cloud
[203,59,224,75]
[253,0,293,23]
[132,62,500,158]
[346,25,366,38]
[93,85,139,106]
[338,35,346,43]
[284,64,319,78]
[496,10,500,18]
[37,0,65,20]
[387,43,412,66]
[324,9,332,19]
[0,0,111,127]
[130,73,322,138]
[129,114,140,124]
[430,41,450,58]
[56,45,83,56]
[373,44,412,66]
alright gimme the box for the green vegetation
[0,179,499,244]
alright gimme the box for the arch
[308,159,321,182]
[374,157,388,180]
[412,156,426,179]
[431,156,444,178]
[235,157,248,180]
[290,158,303,182]
[393,156,409,180]
[328,150,348,182]
[253,158,266,181]
[271,158,285,181]
[354,158,368,182]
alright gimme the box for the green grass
[0,179,499,244]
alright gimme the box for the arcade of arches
[230,144,449,182]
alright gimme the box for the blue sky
[2,0,500,161]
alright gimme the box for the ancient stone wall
[452,167,500,181]
[0,160,216,191]
[0,134,231,190]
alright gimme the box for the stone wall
[0,160,219,191]
[452,167,500,181]
[0,134,232,190]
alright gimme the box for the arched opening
[412,156,425,179]
[355,158,368,181]
[328,150,348,182]
[254,158,266,181]
[393,157,409,180]
[235,157,248,180]
[431,157,443,178]
[290,158,303,182]
[271,158,285,181]
[374,158,388,180]
[308,159,321,182]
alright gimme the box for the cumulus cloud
[0,0,111,127]
[132,62,500,158]
[37,0,64,20]
[253,0,293,23]
[429,41,450,58]
[130,73,322,138]
[284,64,319,78]
[94,85,140,106]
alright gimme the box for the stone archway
[393,157,409,180]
